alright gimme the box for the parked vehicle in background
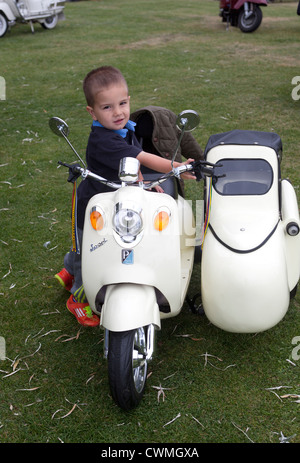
[0,0,65,37]
[219,0,267,32]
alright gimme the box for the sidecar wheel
[41,15,58,30]
[238,5,262,33]
[108,327,148,410]
[0,13,8,38]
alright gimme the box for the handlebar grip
[201,166,214,177]
[191,160,215,181]
[58,161,82,183]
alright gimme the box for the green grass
[0,0,299,444]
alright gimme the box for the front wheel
[41,15,58,30]
[108,327,149,410]
[0,13,8,38]
[238,4,263,33]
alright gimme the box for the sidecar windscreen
[213,159,273,195]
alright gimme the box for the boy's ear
[86,106,97,120]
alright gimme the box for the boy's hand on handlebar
[181,171,196,180]
[154,185,165,193]
[178,158,196,180]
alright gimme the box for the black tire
[0,13,8,38]
[41,15,58,30]
[238,5,263,33]
[108,327,148,410]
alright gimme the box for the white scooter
[199,130,300,333]
[0,0,65,37]
[49,111,212,411]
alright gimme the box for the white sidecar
[201,130,300,333]
[0,0,65,37]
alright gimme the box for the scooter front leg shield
[100,284,160,332]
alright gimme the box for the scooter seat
[142,171,178,199]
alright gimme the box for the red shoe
[55,268,74,291]
[66,295,100,327]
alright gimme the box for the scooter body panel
[82,185,195,328]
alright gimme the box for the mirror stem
[171,119,187,170]
[60,129,86,168]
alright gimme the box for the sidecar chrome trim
[208,219,280,254]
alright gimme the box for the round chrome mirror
[49,117,70,138]
[49,116,86,167]
[176,110,200,132]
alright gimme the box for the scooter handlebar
[58,161,122,189]
[57,159,219,190]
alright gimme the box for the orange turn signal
[154,209,170,231]
[90,208,104,231]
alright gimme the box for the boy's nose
[113,106,122,116]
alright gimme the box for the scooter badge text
[90,238,107,252]
[122,249,134,265]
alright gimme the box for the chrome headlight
[113,202,143,244]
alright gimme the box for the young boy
[55,66,196,327]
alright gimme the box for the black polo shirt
[76,125,142,229]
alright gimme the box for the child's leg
[63,248,83,295]
[56,228,83,294]
[63,229,100,326]
[55,228,99,325]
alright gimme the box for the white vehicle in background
[200,130,300,333]
[0,0,65,37]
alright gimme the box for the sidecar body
[201,130,300,333]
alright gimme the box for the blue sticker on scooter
[122,249,134,265]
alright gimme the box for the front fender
[234,0,268,9]
[0,3,17,20]
[100,284,161,331]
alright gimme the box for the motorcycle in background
[219,0,268,33]
[0,0,65,37]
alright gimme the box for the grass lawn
[0,0,299,444]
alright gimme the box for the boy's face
[86,83,130,131]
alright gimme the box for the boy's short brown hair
[83,66,128,107]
